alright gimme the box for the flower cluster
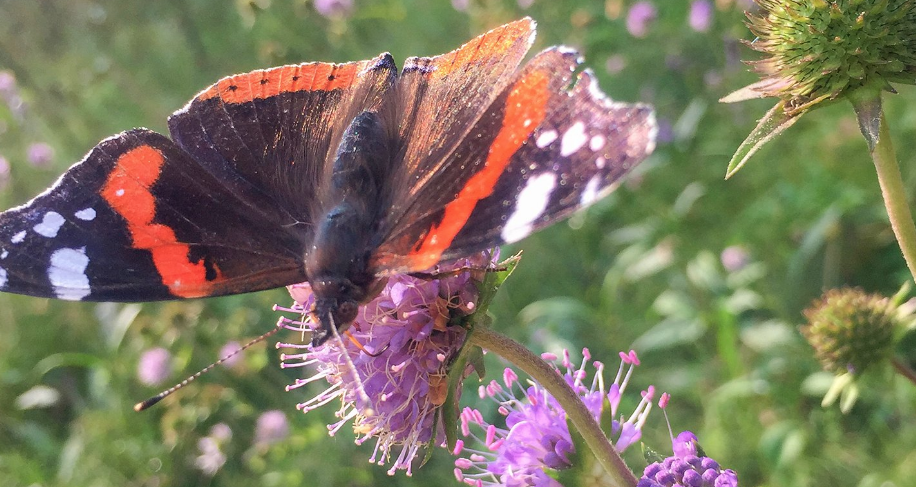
[276,251,495,475]
[453,349,655,487]
[639,431,738,487]
[194,423,231,476]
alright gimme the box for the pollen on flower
[275,250,497,475]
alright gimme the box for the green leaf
[724,100,802,179]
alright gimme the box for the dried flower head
[802,287,898,375]
[721,0,916,177]
[740,0,916,112]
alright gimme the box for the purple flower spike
[626,1,657,38]
[27,143,54,168]
[674,430,700,458]
[277,250,497,474]
[313,0,353,18]
[720,246,750,272]
[137,347,171,386]
[218,341,244,369]
[640,429,739,487]
[688,0,713,33]
[455,349,655,486]
[255,410,289,446]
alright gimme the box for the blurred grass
[1,1,916,486]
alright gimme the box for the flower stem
[893,357,916,387]
[856,98,916,283]
[468,327,638,487]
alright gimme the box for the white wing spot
[595,157,606,169]
[536,129,558,148]
[34,211,66,238]
[115,188,125,197]
[580,176,602,206]
[48,247,91,301]
[0,266,6,288]
[74,208,97,221]
[589,135,606,151]
[11,231,26,244]
[560,121,588,157]
[1,249,7,259]
[644,111,659,154]
[501,172,557,244]
[523,118,532,128]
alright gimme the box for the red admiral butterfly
[0,19,655,346]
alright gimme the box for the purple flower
[626,1,657,38]
[0,155,9,190]
[720,246,750,272]
[26,142,54,168]
[137,347,171,386]
[255,410,289,446]
[454,349,655,486]
[219,341,244,369]
[451,0,469,11]
[194,437,226,475]
[313,0,353,18]
[656,118,675,145]
[276,250,496,474]
[0,71,25,119]
[194,423,231,475]
[642,396,739,487]
[210,423,233,442]
[606,54,628,75]
[688,0,713,33]
[0,71,14,94]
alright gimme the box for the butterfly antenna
[133,324,284,412]
[327,314,372,411]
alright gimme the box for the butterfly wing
[392,18,536,190]
[0,55,399,301]
[371,47,656,273]
[0,129,308,301]
[168,53,398,222]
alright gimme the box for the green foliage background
[1,1,915,486]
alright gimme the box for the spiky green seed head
[744,0,916,113]
[801,288,898,375]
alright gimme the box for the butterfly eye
[336,300,359,324]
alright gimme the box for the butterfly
[0,18,656,346]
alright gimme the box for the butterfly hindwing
[0,129,310,301]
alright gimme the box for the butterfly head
[309,278,362,346]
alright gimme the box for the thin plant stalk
[859,100,916,283]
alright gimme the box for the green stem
[857,99,916,283]
[468,327,637,487]
[893,357,916,387]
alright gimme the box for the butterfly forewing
[168,54,397,222]
[371,47,656,273]
[392,19,536,191]
[0,130,310,301]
